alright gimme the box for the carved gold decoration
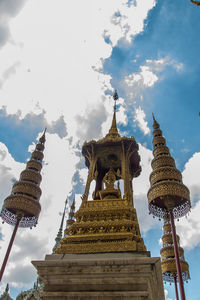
[32,150,44,161]
[151,156,175,170]
[150,167,182,186]
[160,245,184,258]
[161,259,189,275]
[12,181,42,200]
[160,215,190,282]
[153,146,169,157]
[153,136,166,147]
[56,197,146,254]
[20,169,42,185]
[148,181,190,204]
[27,160,42,172]
[3,195,41,217]
[36,143,45,151]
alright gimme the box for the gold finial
[105,90,120,139]
[39,128,47,143]
[152,113,160,129]
[113,89,119,112]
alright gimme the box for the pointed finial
[71,196,75,211]
[113,90,118,111]
[152,113,159,129]
[113,89,119,101]
[39,128,47,143]
[104,90,120,139]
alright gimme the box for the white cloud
[182,152,200,204]
[133,144,158,233]
[106,0,156,45]
[124,56,184,103]
[0,0,157,144]
[134,106,150,135]
[125,66,158,89]
[0,0,27,48]
[146,57,183,73]
[175,152,200,249]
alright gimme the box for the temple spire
[0,130,46,281]
[1,130,46,227]
[105,90,120,139]
[147,115,190,219]
[64,198,75,234]
[52,198,68,253]
[147,116,190,300]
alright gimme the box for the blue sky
[0,1,200,299]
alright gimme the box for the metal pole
[174,276,179,300]
[169,210,186,300]
[0,216,21,282]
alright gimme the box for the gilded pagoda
[33,92,165,300]
[55,91,146,254]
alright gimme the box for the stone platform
[32,252,165,300]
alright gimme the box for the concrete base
[32,252,165,300]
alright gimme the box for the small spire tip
[39,128,47,143]
[113,89,119,101]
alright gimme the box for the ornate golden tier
[147,115,191,219]
[0,131,46,228]
[160,216,190,282]
[56,197,146,254]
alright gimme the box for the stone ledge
[45,251,150,260]
[40,290,149,300]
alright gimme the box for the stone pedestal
[32,252,165,300]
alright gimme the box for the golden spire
[160,215,190,283]
[64,198,75,235]
[147,115,190,219]
[52,198,68,253]
[0,130,46,228]
[105,90,120,139]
